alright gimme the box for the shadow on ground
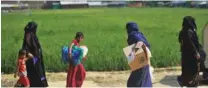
[159,75,208,87]
[159,75,179,87]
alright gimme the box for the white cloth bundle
[146,47,154,80]
[80,46,88,57]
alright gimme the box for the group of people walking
[13,16,207,87]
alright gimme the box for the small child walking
[14,49,34,87]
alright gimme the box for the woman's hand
[28,53,34,59]
[69,53,72,59]
[82,56,87,62]
[14,73,18,78]
[83,56,87,60]
[135,41,144,48]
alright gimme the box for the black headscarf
[24,21,37,34]
[182,16,197,31]
[179,16,201,55]
[182,16,199,49]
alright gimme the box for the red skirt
[66,63,86,87]
[17,76,30,86]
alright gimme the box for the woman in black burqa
[22,21,48,87]
[178,16,207,86]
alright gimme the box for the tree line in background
[1,1,208,11]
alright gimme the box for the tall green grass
[1,8,208,73]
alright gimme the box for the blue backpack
[62,46,69,64]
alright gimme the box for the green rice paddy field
[1,8,208,73]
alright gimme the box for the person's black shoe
[203,72,208,80]
[202,72,208,85]
[177,76,183,87]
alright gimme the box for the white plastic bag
[145,47,154,80]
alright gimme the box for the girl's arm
[14,60,19,78]
[25,53,34,60]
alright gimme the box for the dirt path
[1,68,208,87]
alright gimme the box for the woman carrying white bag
[125,22,153,87]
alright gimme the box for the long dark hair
[75,32,84,39]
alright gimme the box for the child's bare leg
[14,80,19,87]
[14,82,18,87]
